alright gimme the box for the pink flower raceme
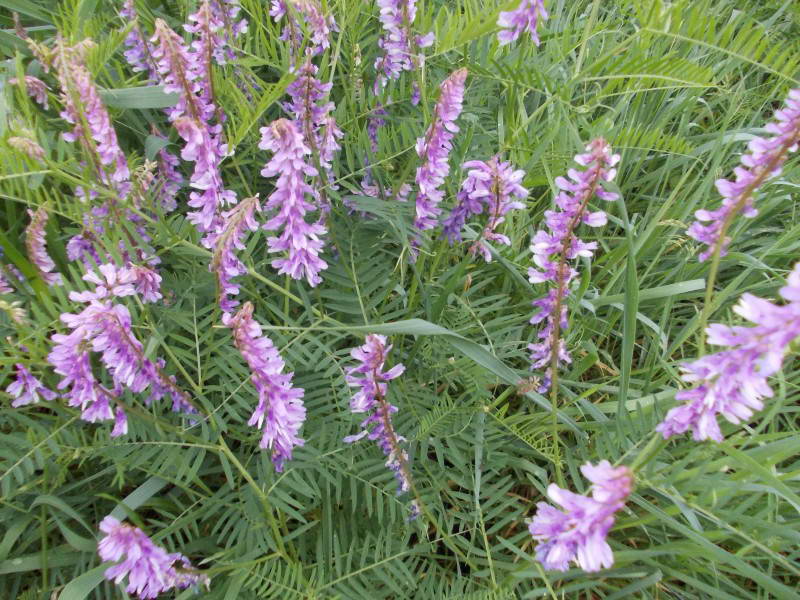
[211,196,261,313]
[6,364,56,407]
[10,75,49,108]
[657,262,800,442]
[527,138,619,392]
[344,335,412,496]
[689,88,800,261]
[224,302,306,471]
[271,0,337,60]
[25,207,62,286]
[530,461,633,572]
[259,118,328,286]
[373,0,434,95]
[413,68,468,234]
[497,0,549,46]
[98,516,208,599]
[442,155,528,261]
[48,264,185,436]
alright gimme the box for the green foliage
[1,0,799,598]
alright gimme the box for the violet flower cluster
[6,364,56,407]
[373,0,434,96]
[259,118,328,286]
[224,302,306,471]
[497,0,549,46]
[98,516,208,599]
[442,155,528,261]
[212,196,261,313]
[271,0,337,60]
[413,68,468,233]
[48,264,185,437]
[688,88,800,261]
[657,262,800,442]
[530,460,633,572]
[25,207,62,285]
[527,138,620,392]
[344,334,412,496]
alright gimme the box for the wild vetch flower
[527,138,619,392]
[25,207,62,286]
[689,88,800,262]
[657,262,800,442]
[373,0,435,93]
[6,364,56,407]
[344,334,411,495]
[128,265,163,303]
[186,1,227,109]
[530,460,633,572]
[10,75,49,108]
[413,68,468,232]
[442,155,528,261]
[271,0,337,60]
[98,516,209,599]
[120,0,159,80]
[497,0,548,46]
[259,118,328,286]
[8,135,45,161]
[224,302,306,471]
[211,196,261,313]
[151,20,206,122]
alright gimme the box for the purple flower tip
[498,0,549,46]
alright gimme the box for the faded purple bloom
[8,135,45,160]
[224,302,306,471]
[6,364,56,407]
[530,461,633,572]
[0,269,14,295]
[259,118,328,286]
[689,88,800,261]
[186,1,226,109]
[527,138,619,392]
[657,262,800,442]
[153,129,182,212]
[25,207,62,286]
[373,0,434,93]
[120,0,159,80]
[271,0,337,60]
[344,334,411,495]
[368,104,387,154]
[211,196,261,312]
[98,516,208,599]
[413,68,468,232]
[10,75,49,108]
[498,0,548,46]
[442,155,528,261]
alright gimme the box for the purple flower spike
[530,460,633,572]
[688,88,800,261]
[224,302,306,471]
[657,262,800,442]
[413,68,468,233]
[98,516,209,599]
[442,155,528,261]
[120,0,159,80]
[271,0,337,61]
[373,0,434,93]
[10,75,49,108]
[527,138,619,392]
[211,196,261,313]
[344,334,412,496]
[497,0,548,46]
[25,207,62,285]
[6,364,56,407]
[259,118,328,286]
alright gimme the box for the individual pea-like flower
[8,135,45,161]
[271,0,337,60]
[6,364,56,407]
[413,68,468,234]
[657,262,800,442]
[527,138,619,392]
[688,88,800,261]
[530,460,633,572]
[128,265,163,303]
[497,0,548,46]
[441,155,528,261]
[373,0,434,94]
[259,118,328,286]
[344,334,412,497]
[211,195,261,313]
[224,302,306,471]
[98,516,209,599]
[25,207,62,286]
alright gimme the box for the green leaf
[98,86,179,109]
[58,565,107,600]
